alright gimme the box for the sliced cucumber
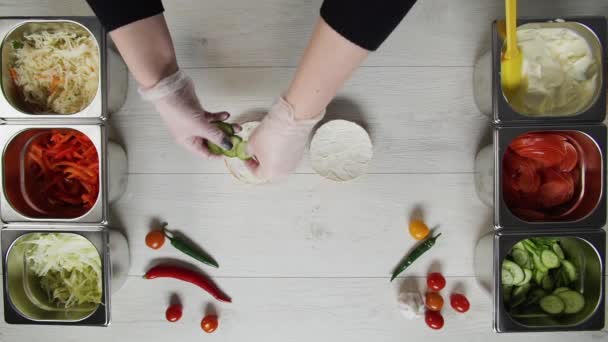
[512,284,531,299]
[236,141,250,160]
[542,274,554,291]
[502,268,514,286]
[540,295,565,315]
[214,122,234,135]
[556,290,585,314]
[513,241,526,251]
[222,136,243,158]
[541,250,560,269]
[526,288,547,306]
[561,259,578,283]
[552,243,565,261]
[512,248,530,268]
[534,270,547,285]
[502,260,525,285]
[533,253,548,273]
[553,287,570,295]
[516,268,533,286]
[206,141,224,155]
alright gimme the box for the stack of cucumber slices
[206,122,251,160]
[502,238,585,316]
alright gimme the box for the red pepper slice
[144,265,232,303]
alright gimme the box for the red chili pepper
[144,265,231,303]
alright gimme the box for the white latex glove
[139,70,234,158]
[246,97,324,181]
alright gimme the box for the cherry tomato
[145,230,165,250]
[201,315,219,333]
[409,219,430,240]
[425,310,444,330]
[425,292,444,311]
[450,293,470,313]
[165,304,182,322]
[427,272,446,292]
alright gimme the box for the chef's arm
[285,0,417,119]
[85,0,176,88]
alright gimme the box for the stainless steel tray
[494,124,606,230]
[0,17,127,121]
[491,16,606,124]
[493,229,605,332]
[1,225,110,326]
[0,124,108,223]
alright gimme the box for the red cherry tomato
[201,315,219,333]
[427,272,446,292]
[145,230,165,250]
[450,293,470,313]
[425,292,444,311]
[425,310,444,330]
[165,304,182,322]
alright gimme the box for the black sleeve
[320,0,417,51]
[86,0,165,32]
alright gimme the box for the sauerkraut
[9,30,99,114]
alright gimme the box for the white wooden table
[1,0,607,341]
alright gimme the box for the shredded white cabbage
[10,30,99,114]
[18,233,102,309]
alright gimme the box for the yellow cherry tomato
[409,220,430,240]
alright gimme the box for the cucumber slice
[556,290,585,314]
[222,136,243,158]
[512,248,530,268]
[542,274,554,291]
[236,141,250,160]
[533,253,548,273]
[526,288,547,306]
[513,241,526,251]
[534,270,547,285]
[553,287,570,295]
[516,268,533,286]
[541,250,560,269]
[214,122,234,135]
[540,295,565,315]
[206,141,224,155]
[552,243,565,261]
[512,284,531,299]
[502,260,525,285]
[502,268,514,286]
[561,260,578,283]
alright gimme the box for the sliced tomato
[559,141,578,172]
[538,168,574,208]
[503,149,541,194]
[510,133,568,168]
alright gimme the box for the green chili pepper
[390,233,441,282]
[162,227,219,268]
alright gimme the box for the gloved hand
[139,70,234,158]
[246,97,324,181]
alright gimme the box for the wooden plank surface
[1,0,607,341]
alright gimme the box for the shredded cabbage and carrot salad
[9,30,99,114]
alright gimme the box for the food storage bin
[492,230,605,332]
[0,124,107,223]
[493,124,606,230]
[0,17,127,120]
[488,17,606,124]
[1,226,114,325]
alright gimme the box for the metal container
[0,17,127,120]
[493,229,605,332]
[0,124,107,223]
[1,225,111,325]
[494,124,606,229]
[491,17,606,124]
